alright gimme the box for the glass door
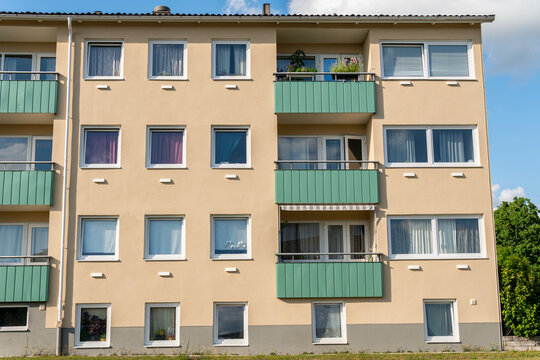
[32,137,52,170]
[321,56,338,81]
[345,136,365,169]
[327,224,345,260]
[323,137,344,169]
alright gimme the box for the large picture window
[75,304,111,348]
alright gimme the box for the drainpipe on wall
[56,16,73,356]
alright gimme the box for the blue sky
[1,0,538,205]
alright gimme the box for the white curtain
[0,225,23,263]
[425,303,453,337]
[387,130,427,163]
[433,129,473,163]
[3,55,32,80]
[214,219,247,255]
[429,45,469,77]
[315,304,342,338]
[149,307,176,340]
[383,46,424,77]
[391,219,432,255]
[152,44,183,77]
[328,225,343,259]
[148,219,182,256]
[438,219,480,254]
[278,137,318,169]
[88,45,121,77]
[216,44,246,76]
[82,220,116,256]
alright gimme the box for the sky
[0,0,537,206]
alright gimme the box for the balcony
[0,72,59,114]
[275,161,379,205]
[276,253,383,298]
[274,72,376,114]
[0,162,55,206]
[0,256,50,302]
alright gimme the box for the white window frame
[312,301,347,344]
[148,40,188,80]
[28,223,49,265]
[31,136,53,170]
[146,126,186,169]
[75,304,111,348]
[80,126,121,169]
[0,305,29,332]
[77,216,119,262]
[211,126,251,169]
[84,40,124,80]
[211,40,251,80]
[423,300,460,343]
[144,303,180,347]
[383,126,480,168]
[144,216,186,261]
[36,53,56,78]
[213,302,248,346]
[0,135,31,170]
[387,215,486,260]
[211,215,251,260]
[380,41,474,80]
[0,222,48,265]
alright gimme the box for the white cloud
[492,184,525,207]
[287,0,540,78]
[224,0,261,14]
[492,184,500,193]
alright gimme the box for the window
[146,127,185,168]
[211,216,250,260]
[75,304,111,348]
[388,216,484,259]
[0,136,53,170]
[38,54,56,80]
[145,217,185,260]
[77,218,118,261]
[149,41,187,79]
[85,41,123,79]
[312,302,346,344]
[214,303,248,346]
[212,40,250,79]
[212,127,250,168]
[145,303,180,347]
[0,306,28,331]
[0,223,48,265]
[384,127,478,167]
[0,53,56,80]
[81,127,120,168]
[381,42,472,79]
[423,300,459,343]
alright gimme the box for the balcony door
[345,136,366,169]
[324,222,368,261]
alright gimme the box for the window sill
[389,256,488,261]
[148,77,188,81]
[74,344,111,349]
[144,343,180,348]
[146,166,187,170]
[313,340,348,345]
[211,257,253,261]
[144,257,187,261]
[213,342,249,347]
[80,165,122,169]
[211,166,253,170]
[0,328,28,332]
[382,77,476,81]
[385,164,482,169]
[212,77,252,81]
[425,340,461,344]
[77,258,120,262]
[84,77,124,81]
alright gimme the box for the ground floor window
[312,302,346,344]
[213,303,248,346]
[75,304,111,348]
[0,306,28,331]
[423,300,459,343]
[145,303,180,347]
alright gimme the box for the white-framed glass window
[213,303,248,346]
[145,216,185,260]
[0,135,53,170]
[0,223,48,265]
[211,216,250,260]
[381,42,473,79]
[423,300,459,343]
[75,304,111,348]
[0,306,29,332]
[212,40,250,79]
[148,40,187,80]
[145,303,180,347]
[80,127,120,168]
[37,53,56,80]
[146,127,186,168]
[384,126,479,167]
[388,216,484,259]
[0,53,56,80]
[77,217,119,261]
[84,41,123,79]
[312,302,347,344]
[211,127,250,168]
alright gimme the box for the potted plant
[156,328,166,340]
[100,333,106,342]
[285,49,318,80]
[330,57,361,81]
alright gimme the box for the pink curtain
[151,131,183,164]
[85,131,118,164]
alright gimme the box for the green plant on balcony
[330,57,362,81]
[284,49,318,80]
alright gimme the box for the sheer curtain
[425,303,453,337]
[278,137,318,169]
[149,307,176,340]
[391,219,432,255]
[214,219,247,254]
[350,225,365,259]
[438,219,480,254]
[151,131,183,165]
[280,223,320,260]
[88,45,121,77]
[148,219,182,256]
[386,130,427,163]
[429,45,469,77]
[214,131,246,165]
[433,129,473,163]
[152,44,183,77]
[327,225,343,259]
[3,55,32,80]
[315,305,341,338]
[31,227,49,263]
[82,220,116,256]
[216,44,246,76]
[0,225,23,263]
[383,46,424,77]
[39,57,56,80]
[85,131,118,164]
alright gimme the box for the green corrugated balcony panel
[0,72,59,114]
[273,72,376,114]
[0,162,55,206]
[0,257,50,302]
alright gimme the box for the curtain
[383,46,424,77]
[438,219,480,254]
[88,45,121,77]
[350,225,365,259]
[315,304,341,338]
[152,44,183,77]
[85,131,118,165]
[0,137,29,170]
[214,219,247,255]
[390,219,432,255]
[148,219,182,256]
[3,55,32,80]
[328,225,343,260]
[149,307,176,340]
[80,308,107,342]
[325,139,342,169]
[0,225,23,263]
[34,139,53,170]
[433,129,473,163]
[280,223,320,260]
[425,303,453,337]
[216,44,246,76]
[31,227,49,263]
[278,137,318,169]
[386,129,427,163]
[39,57,56,80]
[151,131,183,165]
[82,220,116,256]
[214,131,246,165]
[429,45,469,77]
[217,305,244,339]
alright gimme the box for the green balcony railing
[0,162,55,206]
[276,253,383,298]
[0,72,59,114]
[275,161,379,204]
[0,256,50,303]
[274,72,376,114]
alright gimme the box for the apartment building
[0,6,500,355]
